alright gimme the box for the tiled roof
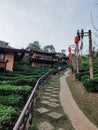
[0,40,14,49]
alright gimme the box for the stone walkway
[35,75,67,130]
[30,70,98,130]
[60,70,98,130]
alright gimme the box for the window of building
[0,53,5,61]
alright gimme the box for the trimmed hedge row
[0,95,23,108]
[0,85,32,96]
[13,64,50,75]
[0,75,39,81]
[0,84,33,129]
[75,71,89,81]
[0,105,19,130]
[0,65,51,130]
[83,77,98,92]
[75,70,98,92]
[6,77,37,86]
[0,76,38,87]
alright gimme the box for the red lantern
[68,46,71,54]
[74,36,80,44]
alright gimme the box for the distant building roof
[0,40,14,49]
[26,47,56,55]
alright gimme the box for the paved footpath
[59,71,98,130]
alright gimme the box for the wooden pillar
[88,30,93,78]
[76,44,79,73]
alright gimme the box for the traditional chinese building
[0,40,25,71]
[54,53,67,63]
[27,49,67,67]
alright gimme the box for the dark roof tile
[0,40,14,49]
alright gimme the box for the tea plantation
[74,58,98,92]
[0,64,50,130]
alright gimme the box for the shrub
[0,76,17,81]
[75,71,89,81]
[81,75,90,82]
[0,105,19,130]
[80,60,89,71]
[9,77,37,86]
[0,85,32,96]
[0,94,23,108]
[0,85,32,105]
[0,72,23,77]
[83,77,98,92]
[13,64,50,75]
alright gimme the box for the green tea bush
[75,71,89,81]
[0,85,32,105]
[9,77,37,86]
[83,77,98,92]
[94,74,98,77]
[75,73,81,80]
[0,59,51,130]
[93,69,98,75]
[0,72,23,77]
[0,85,32,96]
[0,76,17,81]
[0,94,23,108]
[0,105,19,130]
[0,76,40,86]
[80,60,89,71]
[13,64,50,75]
[81,75,90,82]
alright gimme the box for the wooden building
[0,41,25,71]
[27,49,67,67]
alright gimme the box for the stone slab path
[60,71,98,130]
[35,75,66,130]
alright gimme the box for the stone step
[37,121,54,130]
[47,102,60,108]
[37,107,49,114]
[48,112,63,119]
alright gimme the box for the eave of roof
[0,40,25,53]
[31,49,56,55]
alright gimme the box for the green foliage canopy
[43,45,55,53]
[28,41,41,50]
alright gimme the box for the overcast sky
[0,0,98,53]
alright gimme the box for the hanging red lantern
[68,46,71,54]
[74,36,80,44]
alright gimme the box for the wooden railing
[13,70,52,130]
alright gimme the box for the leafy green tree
[61,49,66,54]
[28,41,41,50]
[43,45,55,53]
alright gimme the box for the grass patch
[67,73,98,127]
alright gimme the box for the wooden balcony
[32,56,53,62]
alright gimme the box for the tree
[61,49,66,54]
[43,45,55,53]
[28,41,41,50]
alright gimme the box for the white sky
[0,0,98,54]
